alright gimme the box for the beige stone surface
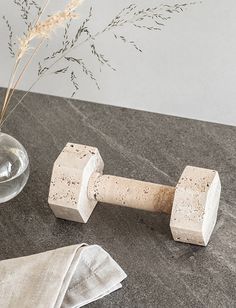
[48,144,221,246]
[48,143,104,223]
[170,166,221,246]
[88,173,174,214]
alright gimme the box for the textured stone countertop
[0,88,236,307]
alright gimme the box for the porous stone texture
[0,88,235,307]
[50,144,220,247]
[170,166,221,246]
[48,143,104,223]
[88,173,175,214]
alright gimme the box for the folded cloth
[0,244,127,308]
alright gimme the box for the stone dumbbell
[48,143,221,246]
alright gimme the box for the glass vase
[0,132,29,203]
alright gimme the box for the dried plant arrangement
[0,0,200,128]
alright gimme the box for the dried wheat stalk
[0,0,83,126]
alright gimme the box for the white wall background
[0,0,236,126]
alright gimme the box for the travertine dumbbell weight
[48,143,221,246]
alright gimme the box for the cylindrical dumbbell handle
[88,173,175,215]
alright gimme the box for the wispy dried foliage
[35,1,199,99]
[2,16,15,57]
[1,1,200,127]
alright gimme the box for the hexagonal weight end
[170,166,221,246]
[48,143,104,223]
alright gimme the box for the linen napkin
[0,244,127,308]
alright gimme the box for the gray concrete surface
[0,88,235,307]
